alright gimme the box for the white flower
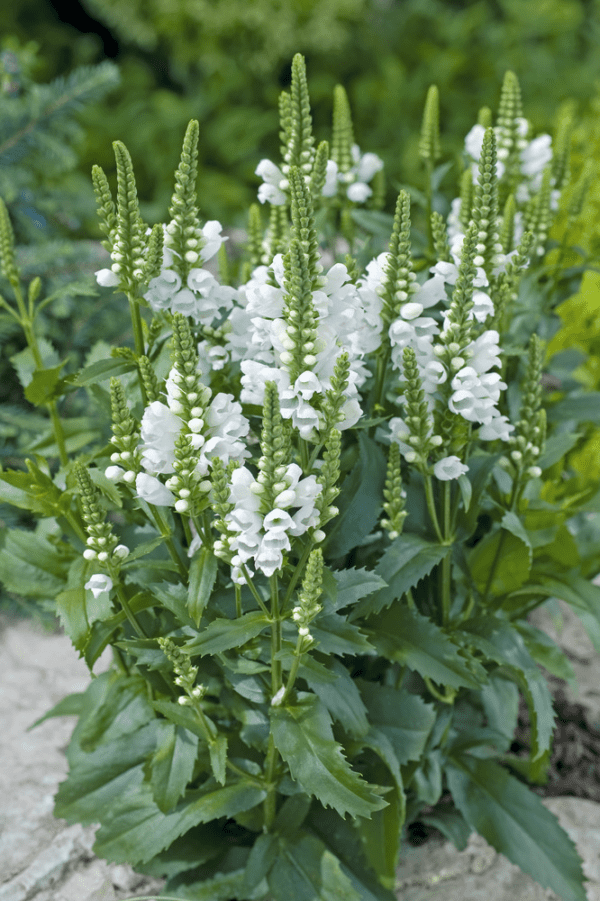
[347,182,372,203]
[200,221,227,262]
[255,159,287,205]
[322,159,339,197]
[136,472,176,506]
[478,414,514,441]
[95,268,120,288]
[105,465,125,482]
[521,134,552,179]
[85,574,113,599]
[434,456,469,480]
[139,401,181,474]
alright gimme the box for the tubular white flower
[136,472,176,506]
[139,401,181,474]
[200,221,228,262]
[95,268,120,288]
[85,573,113,599]
[255,159,287,205]
[434,456,469,480]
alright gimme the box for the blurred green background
[3,0,600,226]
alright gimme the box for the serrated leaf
[243,832,279,894]
[29,692,86,730]
[303,658,369,738]
[271,693,387,820]
[370,605,486,689]
[421,807,471,850]
[72,356,137,386]
[354,727,405,888]
[325,432,386,558]
[353,534,450,618]
[146,720,199,813]
[209,733,228,785]
[514,620,576,683]
[152,699,210,741]
[188,546,218,626]
[181,868,249,901]
[184,610,270,656]
[94,778,266,865]
[469,526,532,597]
[327,567,387,612]
[461,618,555,760]
[268,833,363,901]
[447,755,587,901]
[24,363,68,405]
[56,585,89,651]
[55,723,160,823]
[11,338,59,389]
[78,674,154,752]
[0,528,70,599]
[152,581,196,628]
[357,681,435,765]
[537,573,600,653]
[479,672,519,744]
[310,612,375,655]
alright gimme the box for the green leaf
[78,674,155,752]
[146,720,199,813]
[538,432,582,469]
[353,533,450,619]
[271,693,387,819]
[56,585,89,651]
[188,546,218,626]
[357,681,435,765]
[243,833,279,895]
[0,528,70,599]
[547,391,600,423]
[72,356,137,386]
[479,672,519,744]
[209,733,228,786]
[29,692,86,730]
[447,755,587,901]
[420,807,471,850]
[310,612,375,655]
[55,723,160,824]
[268,833,363,901]
[152,699,210,741]
[153,581,196,628]
[94,778,266,865]
[174,868,248,901]
[469,526,532,597]
[325,432,386,558]
[24,363,68,405]
[461,618,555,761]
[183,610,270,656]
[303,658,369,738]
[370,605,487,689]
[327,567,387,612]
[354,728,405,888]
[537,573,600,652]
[11,338,59,389]
[455,452,502,537]
[514,620,576,683]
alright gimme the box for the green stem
[264,571,283,830]
[114,581,148,638]
[235,584,242,618]
[424,474,444,543]
[482,481,519,606]
[127,294,148,406]
[147,503,188,580]
[441,481,452,626]
[281,540,314,614]
[424,676,456,704]
[241,564,270,616]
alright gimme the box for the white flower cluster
[228,254,375,439]
[254,144,383,208]
[133,365,250,507]
[219,463,321,581]
[144,222,236,325]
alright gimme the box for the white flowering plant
[1,55,599,901]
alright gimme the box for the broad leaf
[537,573,600,652]
[271,693,387,819]
[460,618,555,761]
[94,778,266,865]
[146,720,199,813]
[326,567,388,612]
[447,755,587,901]
[370,605,487,689]
[469,526,531,597]
[188,547,218,626]
[325,432,386,558]
[24,363,68,405]
[353,533,450,618]
[184,610,270,656]
[303,658,369,738]
[354,727,405,888]
[268,833,362,901]
[310,612,375,655]
[209,733,228,785]
[357,681,435,765]
[78,674,155,752]
[73,356,137,386]
[514,621,576,683]
[0,528,70,599]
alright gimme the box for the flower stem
[147,503,188,579]
[424,474,444,543]
[441,481,452,626]
[127,293,148,406]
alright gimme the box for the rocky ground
[0,601,598,901]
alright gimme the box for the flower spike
[91,165,117,253]
[419,85,441,164]
[332,84,355,174]
[382,441,408,540]
[111,140,148,294]
[380,190,417,328]
[165,119,203,282]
